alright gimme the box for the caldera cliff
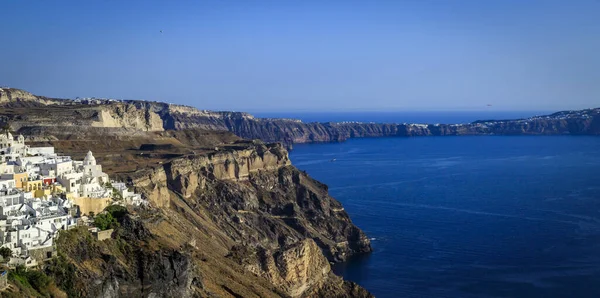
[2,88,598,149]
[23,128,373,297]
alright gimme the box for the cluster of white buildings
[0,132,144,263]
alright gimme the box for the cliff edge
[2,88,598,149]
[24,130,373,297]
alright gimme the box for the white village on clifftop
[0,132,144,267]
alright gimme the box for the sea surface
[287,115,600,297]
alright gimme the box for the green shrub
[26,270,51,293]
[105,205,128,220]
[8,265,52,296]
[94,213,118,230]
[46,253,77,297]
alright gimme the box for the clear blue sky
[1,0,598,112]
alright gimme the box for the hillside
[0,121,372,297]
[1,88,598,149]
[2,87,597,296]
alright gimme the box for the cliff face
[46,139,372,298]
[133,141,371,263]
[0,87,70,106]
[8,87,596,297]
[238,239,371,297]
[0,103,165,132]
[2,88,598,147]
[214,113,600,147]
[90,104,164,131]
[0,88,39,104]
[49,224,199,298]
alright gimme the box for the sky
[0,0,599,112]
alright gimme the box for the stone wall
[73,197,112,215]
[29,246,55,261]
[93,229,113,241]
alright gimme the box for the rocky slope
[1,88,598,149]
[5,87,596,296]
[130,140,371,263]
[168,109,600,147]
[23,129,372,297]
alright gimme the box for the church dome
[84,150,96,166]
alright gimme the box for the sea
[273,111,600,298]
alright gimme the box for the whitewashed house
[0,133,143,263]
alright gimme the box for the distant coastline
[1,88,598,150]
[252,110,554,125]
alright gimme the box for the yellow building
[24,179,43,192]
[33,188,53,198]
[13,172,28,189]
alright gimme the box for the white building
[0,133,144,262]
[0,133,54,162]
[112,182,144,206]
[0,179,15,191]
[0,196,76,257]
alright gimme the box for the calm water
[290,136,600,298]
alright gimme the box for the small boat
[330,158,336,162]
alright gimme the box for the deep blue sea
[286,112,600,298]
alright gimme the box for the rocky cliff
[37,135,372,298]
[1,88,598,149]
[5,87,596,297]
[0,87,58,106]
[171,109,600,147]
[131,140,371,263]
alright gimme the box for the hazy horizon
[1,1,599,112]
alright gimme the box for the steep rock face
[1,104,164,133]
[0,88,39,103]
[133,165,171,208]
[251,239,332,296]
[220,114,600,147]
[0,87,69,106]
[0,88,376,296]
[90,104,164,131]
[52,208,371,298]
[2,87,599,147]
[132,141,371,263]
[49,222,200,298]
[156,108,600,147]
[237,239,372,298]
[166,141,291,189]
[120,141,372,297]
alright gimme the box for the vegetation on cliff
[2,266,65,298]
